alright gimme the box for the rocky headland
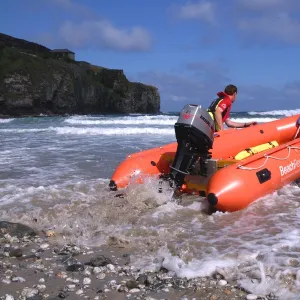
[0,33,160,117]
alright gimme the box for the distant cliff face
[0,33,160,117]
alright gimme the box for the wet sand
[0,221,279,300]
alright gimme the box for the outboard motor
[169,104,215,187]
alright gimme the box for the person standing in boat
[207,84,257,131]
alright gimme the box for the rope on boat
[237,146,300,171]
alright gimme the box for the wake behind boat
[110,104,300,212]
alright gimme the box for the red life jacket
[207,91,232,122]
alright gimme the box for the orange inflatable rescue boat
[109,104,300,212]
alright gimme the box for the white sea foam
[64,118,176,126]
[0,128,47,133]
[1,113,300,299]
[0,126,175,135]
[231,117,278,123]
[249,109,300,117]
[52,126,175,135]
[0,118,14,123]
[67,115,175,120]
[64,114,279,127]
[66,117,278,126]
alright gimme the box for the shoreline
[0,221,278,300]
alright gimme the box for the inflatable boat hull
[110,115,300,212]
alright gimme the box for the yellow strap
[208,111,220,131]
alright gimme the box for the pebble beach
[0,221,280,300]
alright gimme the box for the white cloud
[133,68,300,112]
[284,81,300,96]
[51,0,94,17]
[175,1,216,24]
[186,60,226,72]
[53,0,78,9]
[170,95,189,101]
[58,20,152,51]
[42,0,152,52]
[235,0,300,45]
[238,13,300,44]
[236,0,299,12]
[133,68,230,111]
[136,71,205,97]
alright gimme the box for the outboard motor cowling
[169,104,215,187]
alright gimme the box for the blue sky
[1,0,300,112]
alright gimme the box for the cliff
[0,33,160,117]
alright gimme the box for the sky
[1,0,300,112]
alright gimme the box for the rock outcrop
[0,33,160,117]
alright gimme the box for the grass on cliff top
[0,46,158,93]
[0,47,51,79]
[0,47,131,99]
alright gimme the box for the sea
[1,109,300,299]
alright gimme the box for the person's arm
[225,119,257,128]
[214,107,225,131]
